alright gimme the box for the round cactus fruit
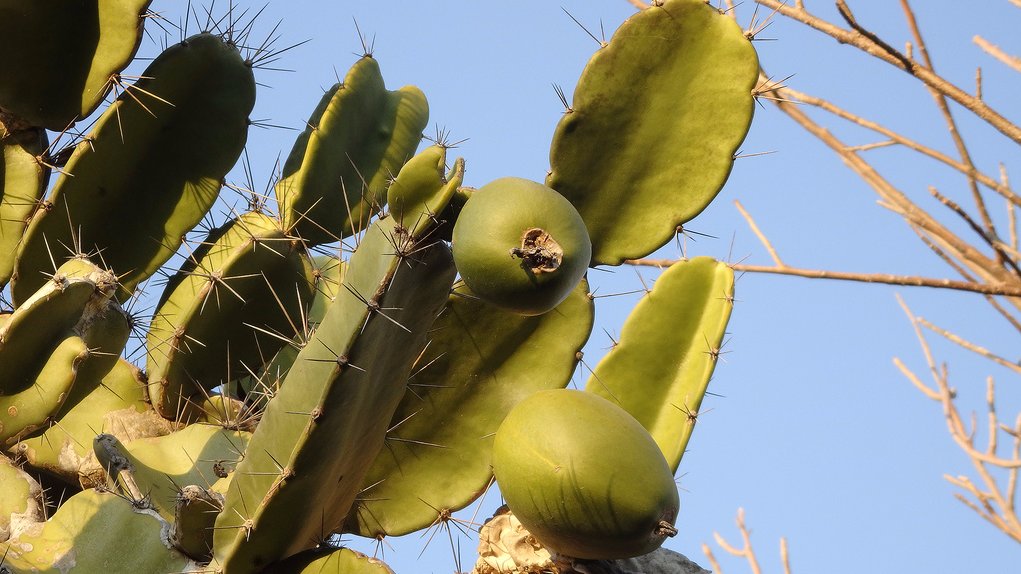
[451,177,591,316]
[492,388,679,560]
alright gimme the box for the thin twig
[712,509,762,574]
[758,77,1020,299]
[734,200,784,267]
[916,317,1021,376]
[767,81,1019,206]
[900,0,999,253]
[974,35,1021,74]
[628,258,1021,298]
[752,0,1021,145]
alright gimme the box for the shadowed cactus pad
[12,32,256,304]
[0,0,152,130]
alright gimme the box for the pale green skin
[492,389,680,560]
[451,177,591,316]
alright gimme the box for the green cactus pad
[0,488,192,573]
[586,257,734,472]
[236,254,344,409]
[213,219,455,573]
[0,122,48,288]
[13,358,176,487]
[172,485,223,562]
[103,424,251,519]
[345,280,594,538]
[0,0,152,129]
[275,57,429,246]
[146,211,314,419]
[547,0,758,265]
[263,547,395,574]
[0,336,88,446]
[0,259,100,395]
[386,145,464,237]
[0,454,44,543]
[12,32,256,304]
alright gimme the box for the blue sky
[124,1,1021,572]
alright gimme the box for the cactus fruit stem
[656,520,678,538]
[510,228,563,274]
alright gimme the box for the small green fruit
[492,389,679,560]
[451,177,591,316]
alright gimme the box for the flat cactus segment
[547,0,758,265]
[13,359,176,487]
[0,266,96,396]
[386,145,464,237]
[236,254,344,408]
[146,211,315,419]
[585,257,734,472]
[0,488,192,573]
[0,454,44,543]
[11,32,256,304]
[213,220,456,573]
[0,122,48,288]
[105,425,251,519]
[275,57,429,245]
[345,279,594,538]
[172,485,223,562]
[0,0,152,129]
[308,255,344,324]
[263,547,396,574]
[0,336,87,446]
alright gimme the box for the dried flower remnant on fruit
[511,228,563,274]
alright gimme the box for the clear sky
[120,1,1020,572]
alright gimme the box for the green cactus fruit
[386,145,464,238]
[451,177,591,316]
[0,454,44,543]
[276,56,429,246]
[345,279,594,538]
[586,257,734,472]
[146,211,314,419]
[0,121,48,289]
[213,219,455,572]
[0,0,152,130]
[492,389,679,560]
[547,0,758,265]
[13,358,176,487]
[0,488,192,573]
[263,547,395,574]
[12,32,256,304]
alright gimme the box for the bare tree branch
[752,0,1021,145]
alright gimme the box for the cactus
[547,0,758,265]
[587,257,735,472]
[0,0,756,572]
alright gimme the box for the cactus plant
[0,1,757,572]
